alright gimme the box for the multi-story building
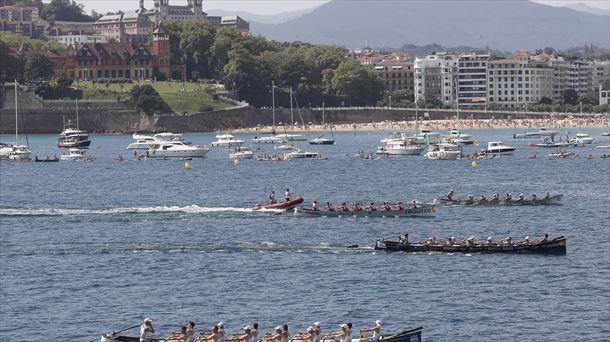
[0,5,46,38]
[49,24,172,81]
[94,11,151,44]
[373,59,414,93]
[457,53,490,109]
[599,85,610,105]
[414,52,458,105]
[49,33,108,46]
[591,60,610,88]
[487,51,553,109]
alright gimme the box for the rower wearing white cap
[233,325,253,342]
[326,324,348,342]
[359,320,381,342]
[295,327,315,342]
[217,323,226,342]
[140,318,154,342]
[312,322,321,342]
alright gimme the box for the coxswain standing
[140,318,155,342]
[446,189,455,200]
[359,321,381,342]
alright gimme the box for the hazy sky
[71,0,609,16]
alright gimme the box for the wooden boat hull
[375,237,566,255]
[254,197,304,210]
[294,204,436,217]
[440,194,562,206]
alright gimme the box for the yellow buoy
[185,162,191,170]
[471,161,478,168]
[234,159,239,166]
[283,155,289,161]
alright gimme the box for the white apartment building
[414,52,458,105]
[600,85,610,105]
[457,53,489,109]
[487,51,553,109]
[49,34,108,46]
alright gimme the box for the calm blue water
[1,129,609,341]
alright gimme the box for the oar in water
[88,323,141,342]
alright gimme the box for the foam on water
[0,205,268,216]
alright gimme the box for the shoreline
[229,118,610,134]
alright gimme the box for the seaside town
[0,1,609,342]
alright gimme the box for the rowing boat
[439,194,562,206]
[294,203,436,218]
[254,197,304,210]
[375,236,566,255]
[100,334,163,342]
[332,327,423,342]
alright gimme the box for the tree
[538,96,553,105]
[0,41,18,82]
[24,52,53,81]
[561,89,579,105]
[177,21,216,79]
[40,0,91,22]
[130,85,171,114]
[331,60,384,106]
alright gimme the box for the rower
[326,324,348,342]
[383,202,391,211]
[517,193,525,202]
[396,201,404,211]
[312,322,321,342]
[265,326,283,342]
[185,321,196,342]
[285,189,292,201]
[295,327,315,342]
[399,233,409,245]
[217,323,226,342]
[465,195,475,205]
[270,190,277,204]
[531,194,538,201]
[167,326,187,342]
[479,194,487,203]
[486,236,493,246]
[368,202,377,212]
[544,192,550,199]
[326,202,336,212]
[505,193,513,203]
[282,325,289,342]
[312,200,318,211]
[446,189,454,200]
[251,323,259,342]
[539,233,549,243]
[491,193,500,202]
[359,320,381,342]
[341,202,349,211]
[234,326,252,342]
[411,200,417,208]
[200,325,220,342]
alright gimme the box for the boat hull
[229,152,254,159]
[485,148,515,155]
[255,197,304,210]
[440,194,563,206]
[58,139,91,148]
[295,205,436,217]
[309,139,335,145]
[376,237,566,255]
[148,148,209,158]
[101,335,163,342]
[211,141,245,147]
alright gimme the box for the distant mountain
[251,0,610,51]
[564,2,609,16]
[206,7,317,24]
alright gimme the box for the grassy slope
[80,81,231,114]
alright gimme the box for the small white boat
[275,133,307,141]
[0,142,14,159]
[148,141,209,158]
[448,129,475,145]
[274,144,295,150]
[425,142,461,160]
[602,132,610,136]
[60,148,94,161]
[286,148,320,158]
[211,134,245,147]
[575,133,595,144]
[229,147,254,159]
[6,144,32,161]
[252,135,286,144]
[535,138,562,148]
[485,141,515,155]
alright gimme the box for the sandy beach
[230,117,610,133]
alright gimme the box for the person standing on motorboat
[312,200,318,211]
[359,320,381,342]
[285,189,292,202]
[140,318,155,342]
[270,190,277,204]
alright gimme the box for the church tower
[152,23,171,77]
[154,0,170,21]
[192,0,203,19]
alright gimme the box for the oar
[88,323,141,342]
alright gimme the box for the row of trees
[0,40,56,82]
[164,21,384,107]
[1,0,101,22]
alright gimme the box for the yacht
[274,143,296,150]
[448,129,475,145]
[4,81,31,161]
[7,144,32,161]
[513,128,558,139]
[309,135,335,145]
[286,148,320,158]
[148,141,209,158]
[0,142,14,159]
[211,134,245,147]
[275,133,307,141]
[425,142,461,160]
[574,133,595,145]
[229,147,254,159]
[127,133,183,151]
[376,138,426,156]
[252,135,286,144]
[58,126,91,148]
[60,148,94,161]
[485,141,516,155]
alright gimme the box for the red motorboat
[254,197,304,210]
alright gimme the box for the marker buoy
[471,161,478,168]
[185,162,191,170]
[234,159,239,166]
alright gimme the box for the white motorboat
[7,144,32,161]
[535,137,562,148]
[513,128,558,139]
[127,133,184,151]
[148,141,209,158]
[211,134,245,147]
[58,100,91,148]
[448,129,475,145]
[574,133,595,144]
[60,148,94,161]
[276,133,307,141]
[425,142,461,160]
[602,132,610,137]
[274,144,295,150]
[376,138,426,156]
[485,141,515,155]
[252,135,286,144]
[286,148,320,158]
[0,142,14,159]
[229,147,254,159]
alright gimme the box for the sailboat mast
[14,80,18,144]
[76,98,79,130]
[322,102,325,125]
[415,100,419,132]
[290,87,293,127]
